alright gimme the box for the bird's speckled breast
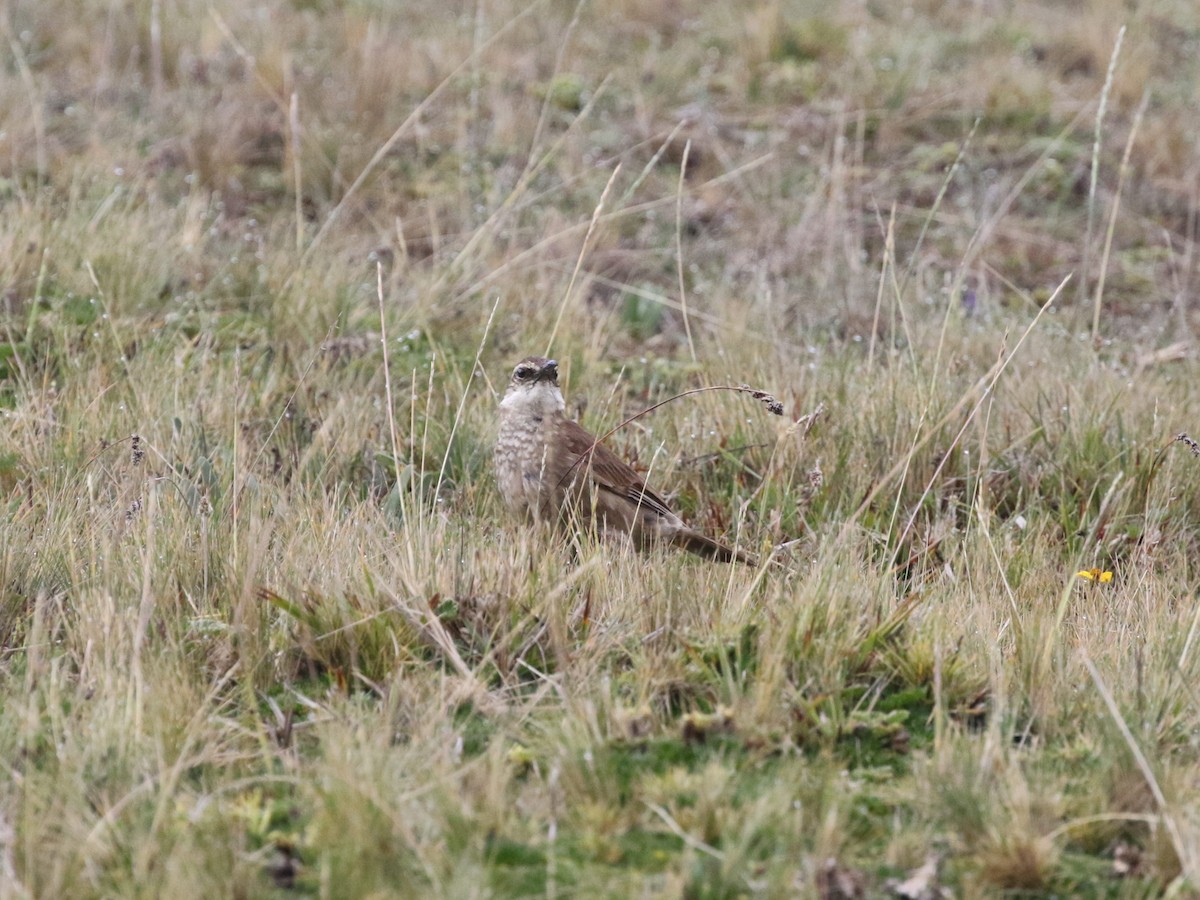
[495,399,553,516]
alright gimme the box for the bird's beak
[538,359,558,383]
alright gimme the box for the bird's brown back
[550,417,677,524]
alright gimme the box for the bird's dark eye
[515,367,532,381]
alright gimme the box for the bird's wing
[556,419,677,519]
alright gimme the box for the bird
[494,355,756,565]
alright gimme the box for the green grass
[3,0,1200,896]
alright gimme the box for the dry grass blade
[1092,85,1149,340]
[1082,653,1195,879]
[545,162,622,355]
[1081,24,1126,310]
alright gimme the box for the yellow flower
[507,743,535,770]
[1075,568,1113,583]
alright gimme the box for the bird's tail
[673,527,758,566]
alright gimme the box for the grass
[3,0,1200,896]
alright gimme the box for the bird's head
[508,356,559,388]
[501,356,564,414]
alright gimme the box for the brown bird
[494,356,756,565]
